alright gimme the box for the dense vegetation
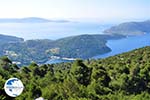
[54,34,123,58]
[0,46,150,100]
[104,20,150,35]
[0,34,124,65]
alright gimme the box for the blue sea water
[46,34,150,64]
[0,22,149,64]
[94,33,150,59]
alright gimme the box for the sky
[0,0,149,21]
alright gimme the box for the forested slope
[0,46,150,100]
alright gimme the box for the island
[0,17,70,23]
[104,20,150,35]
[0,34,124,65]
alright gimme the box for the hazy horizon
[0,0,149,40]
[0,0,149,22]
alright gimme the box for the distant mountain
[0,34,124,65]
[0,17,70,23]
[104,20,150,35]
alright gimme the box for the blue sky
[0,0,149,21]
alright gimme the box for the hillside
[0,46,150,100]
[0,34,124,65]
[54,34,124,58]
[0,34,23,56]
[104,20,150,35]
[0,34,23,43]
[2,39,54,65]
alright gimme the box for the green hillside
[0,34,124,65]
[104,20,150,35]
[0,46,150,100]
[54,34,123,58]
[0,34,23,43]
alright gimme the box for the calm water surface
[0,22,149,64]
[47,34,150,64]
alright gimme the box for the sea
[0,22,150,64]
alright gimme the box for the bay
[47,34,150,64]
[94,33,150,59]
[0,22,149,64]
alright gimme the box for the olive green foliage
[0,46,150,100]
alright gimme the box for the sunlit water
[0,22,110,40]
